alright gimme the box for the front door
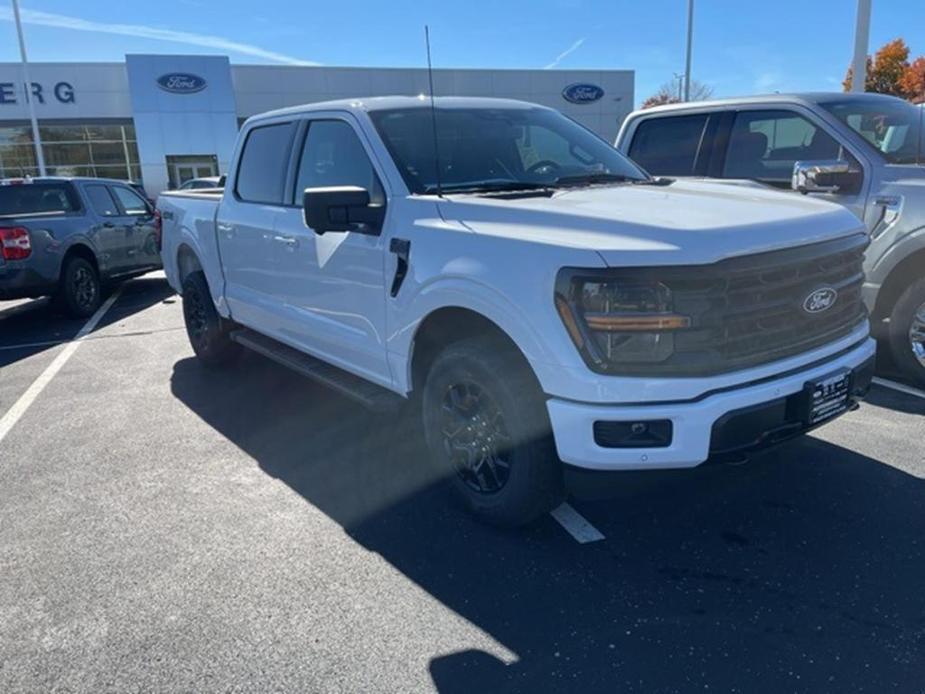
[273,116,392,387]
[720,108,867,218]
[83,183,129,274]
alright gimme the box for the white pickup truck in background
[158,96,876,526]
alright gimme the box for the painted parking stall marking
[0,287,122,447]
[872,377,925,401]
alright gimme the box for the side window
[85,184,119,217]
[723,110,842,184]
[628,114,708,176]
[235,122,295,204]
[293,120,384,204]
[111,186,149,215]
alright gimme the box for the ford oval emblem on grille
[562,83,605,104]
[803,287,838,314]
[156,73,207,94]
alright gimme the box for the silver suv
[616,93,925,385]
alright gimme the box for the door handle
[217,223,235,238]
[272,235,299,247]
[103,221,115,228]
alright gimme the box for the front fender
[867,222,925,287]
[386,273,584,396]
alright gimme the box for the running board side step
[229,328,404,412]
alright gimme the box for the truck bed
[157,191,224,301]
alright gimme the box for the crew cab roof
[634,91,908,116]
[248,95,548,124]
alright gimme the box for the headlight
[555,270,690,371]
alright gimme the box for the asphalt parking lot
[1,273,924,693]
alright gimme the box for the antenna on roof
[424,25,443,197]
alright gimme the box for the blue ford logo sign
[803,287,838,314]
[156,73,207,94]
[562,83,604,104]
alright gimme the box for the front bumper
[546,337,876,471]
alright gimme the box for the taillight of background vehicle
[153,209,162,252]
[0,226,31,260]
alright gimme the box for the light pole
[11,0,45,176]
[851,0,872,93]
[683,0,694,101]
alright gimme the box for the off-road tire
[182,271,240,368]
[421,336,563,527]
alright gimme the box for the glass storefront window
[0,122,142,183]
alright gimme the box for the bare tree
[642,78,714,109]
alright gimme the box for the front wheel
[182,271,240,368]
[888,277,925,387]
[421,337,563,527]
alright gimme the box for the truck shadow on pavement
[171,353,925,693]
[0,275,173,369]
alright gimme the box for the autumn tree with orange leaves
[844,38,925,102]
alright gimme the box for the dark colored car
[0,177,162,317]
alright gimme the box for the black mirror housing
[302,186,383,235]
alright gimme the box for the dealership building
[0,54,633,194]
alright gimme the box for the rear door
[216,119,296,330]
[83,183,127,272]
[625,112,719,177]
[109,184,160,270]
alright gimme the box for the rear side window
[235,122,295,204]
[0,183,80,216]
[86,185,119,216]
[723,110,842,184]
[628,114,708,176]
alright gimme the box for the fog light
[593,419,673,448]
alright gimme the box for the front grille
[559,233,869,377]
[665,233,868,375]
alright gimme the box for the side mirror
[792,160,862,195]
[302,185,384,235]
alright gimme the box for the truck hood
[436,179,865,267]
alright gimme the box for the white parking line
[0,288,122,447]
[550,502,605,544]
[872,377,925,401]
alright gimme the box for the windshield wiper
[553,172,635,187]
[422,180,554,195]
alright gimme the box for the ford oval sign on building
[156,73,207,94]
[562,83,604,104]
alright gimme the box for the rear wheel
[182,271,240,367]
[421,337,563,527]
[888,277,925,387]
[56,256,101,319]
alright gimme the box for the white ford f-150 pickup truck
[159,96,876,526]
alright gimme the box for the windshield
[821,97,925,165]
[369,106,648,194]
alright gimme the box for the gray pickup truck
[0,177,161,317]
[616,93,925,384]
